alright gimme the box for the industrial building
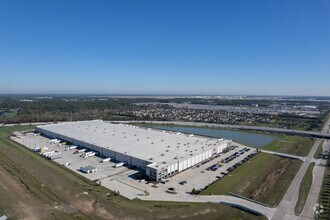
[36,120,232,181]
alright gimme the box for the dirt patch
[0,165,54,219]
[94,206,117,220]
[250,159,289,200]
[59,203,77,214]
[278,140,294,144]
[237,180,253,194]
[72,194,95,214]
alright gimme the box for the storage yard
[35,120,232,181]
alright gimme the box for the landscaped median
[201,152,303,207]
[294,162,315,214]
[314,140,324,159]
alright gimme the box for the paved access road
[272,116,330,220]
[271,139,322,219]
[261,149,305,161]
[299,140,329,219]
[138,194,277,219]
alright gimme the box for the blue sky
[0,0,329,95]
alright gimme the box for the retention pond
[149,125,278,147]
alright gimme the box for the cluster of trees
[0,97,139,123]
[0,96,328,132]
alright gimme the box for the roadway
[271,116,330,220]
[260,150,305,161]
[299,140,329,219]
[271,139,322,219]
[138,193,277,219]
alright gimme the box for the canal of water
[148,125,278,147]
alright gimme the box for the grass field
[295,162,315,214]
[262,135,314,156]
[0,109,18,119]
[0,125,266,220]
[314,140,324,159]
[316,155,330,219]
[201,152,302,207]
[243,114,325,131]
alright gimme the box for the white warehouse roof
[36,120,229,167]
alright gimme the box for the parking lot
[13,131,259,200]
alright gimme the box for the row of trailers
[146,142,231,181]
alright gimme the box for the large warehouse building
[36,120,232,181]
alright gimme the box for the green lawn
[314,140,324,159]
[295,162,315,214]
[262,136,314,156]
[201,152,302,207]
[0,125,266,220]
[1,109,18,119]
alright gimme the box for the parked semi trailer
[48,153,62,160]
[80,165,97,174]
[101,158,111,163]
[114,162,124,168]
